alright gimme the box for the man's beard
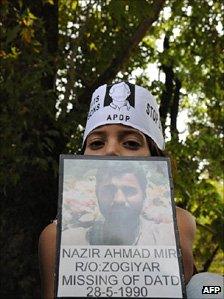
[102,206,140,245]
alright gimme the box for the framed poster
[55,155,186,298]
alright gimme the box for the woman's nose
[105,140,120,156]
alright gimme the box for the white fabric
[83,82,165,150]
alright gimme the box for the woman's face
[84,124,150,156]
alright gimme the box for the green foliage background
[0,0,223,297]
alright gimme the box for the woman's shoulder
[39,222,57,247]
[176,207,196,224]
[39,223,57,298]
[176,207,196,239]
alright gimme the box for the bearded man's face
[96,173,144,244]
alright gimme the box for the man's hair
[95,163,147,198]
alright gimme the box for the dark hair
[146,136,166,157]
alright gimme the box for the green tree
[1,0,61,297]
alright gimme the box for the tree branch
[59,1,95,118]
[69,0,166,116]
[201,245,219,272]
[196,222,216,235]
[171,77,181,138]
[94,0,166,87]
[159,64,174,130]
[159,35,174,130]
[41,1,58,92]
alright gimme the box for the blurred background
[0,0,223,297]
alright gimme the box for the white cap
[83,82,165,150]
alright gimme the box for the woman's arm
[176,207,196,284]
[38,223,57,299]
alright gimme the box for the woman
[38,82,208,298]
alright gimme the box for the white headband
[83,82,165,150]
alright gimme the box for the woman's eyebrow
[87,131,106,138]
[118,130,145,140]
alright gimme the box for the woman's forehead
[88,124,145,136]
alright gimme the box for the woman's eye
[88,140,104,149]
[123,140,141,150]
